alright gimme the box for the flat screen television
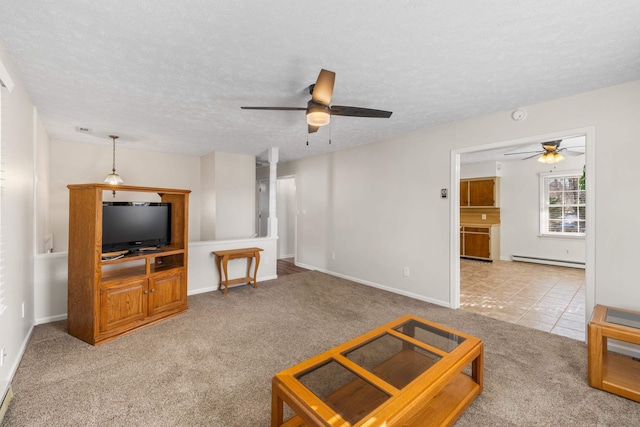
[102,202,171,253]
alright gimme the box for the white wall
[499,155,586,263]
[200,152,216,240]
[35,117,51,254]
[277,124,455,306]
[280,80,640,313]
[50,139,202,252]
[276,177,296,258]
[212,152,256,240]
[460,161,502,179]
[0,42,40,398]
[50,142,257,248]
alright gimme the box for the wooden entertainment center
[67,184,190,345]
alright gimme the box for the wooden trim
[67,183,191,194]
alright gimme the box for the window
[540,172,585,236]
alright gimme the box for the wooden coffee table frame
[272,314,483,427]
[588,304,640,402]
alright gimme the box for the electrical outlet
[331,252,336,260]
[22,302,24,319]
[0,346,5,367]
[481,214,487,220]
[403,267,410,277]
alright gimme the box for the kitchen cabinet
[460,225,500,261]
[460,178,500,207]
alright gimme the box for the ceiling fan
[241,69,392,134]
[504,140,583,164]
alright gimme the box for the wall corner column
[267,147,278,237]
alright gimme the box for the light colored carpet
[4,271,640,426]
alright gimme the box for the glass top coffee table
[588,305,640,402]
[271,314,484,427]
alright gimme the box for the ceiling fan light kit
[306,101,331,126]
[538,152,564,164]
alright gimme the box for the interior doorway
[450,127,595,340]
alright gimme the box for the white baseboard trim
[1,323,34,409]
[35,314,67,325]
[188,286,219,295]
[294,262,452,308]
[187,275,278,296]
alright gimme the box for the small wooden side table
[212,247,263,295]
[588,304,640,402]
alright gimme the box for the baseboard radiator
[511,255,585,269]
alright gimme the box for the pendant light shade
[104,172,124,185]
[105,135,124,185]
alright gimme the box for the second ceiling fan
[241,69,392,133]
[504,140,584,164]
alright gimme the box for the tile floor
[460,258,586,340]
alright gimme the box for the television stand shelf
[67,184,191,345]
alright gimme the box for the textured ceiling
[1,1,639,162]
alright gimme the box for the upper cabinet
[460,177,500,207]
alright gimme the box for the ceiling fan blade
[504,150,543,156]
[330,105,392,118]
[563,150,585,156]
[311,69,335,106]
[522,153,541,160]
[308,124,319,134]
[241,106,306,111]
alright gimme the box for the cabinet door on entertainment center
[100,278,148,333]
[148,270,186,317]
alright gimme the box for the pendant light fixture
[104,135,123,185]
